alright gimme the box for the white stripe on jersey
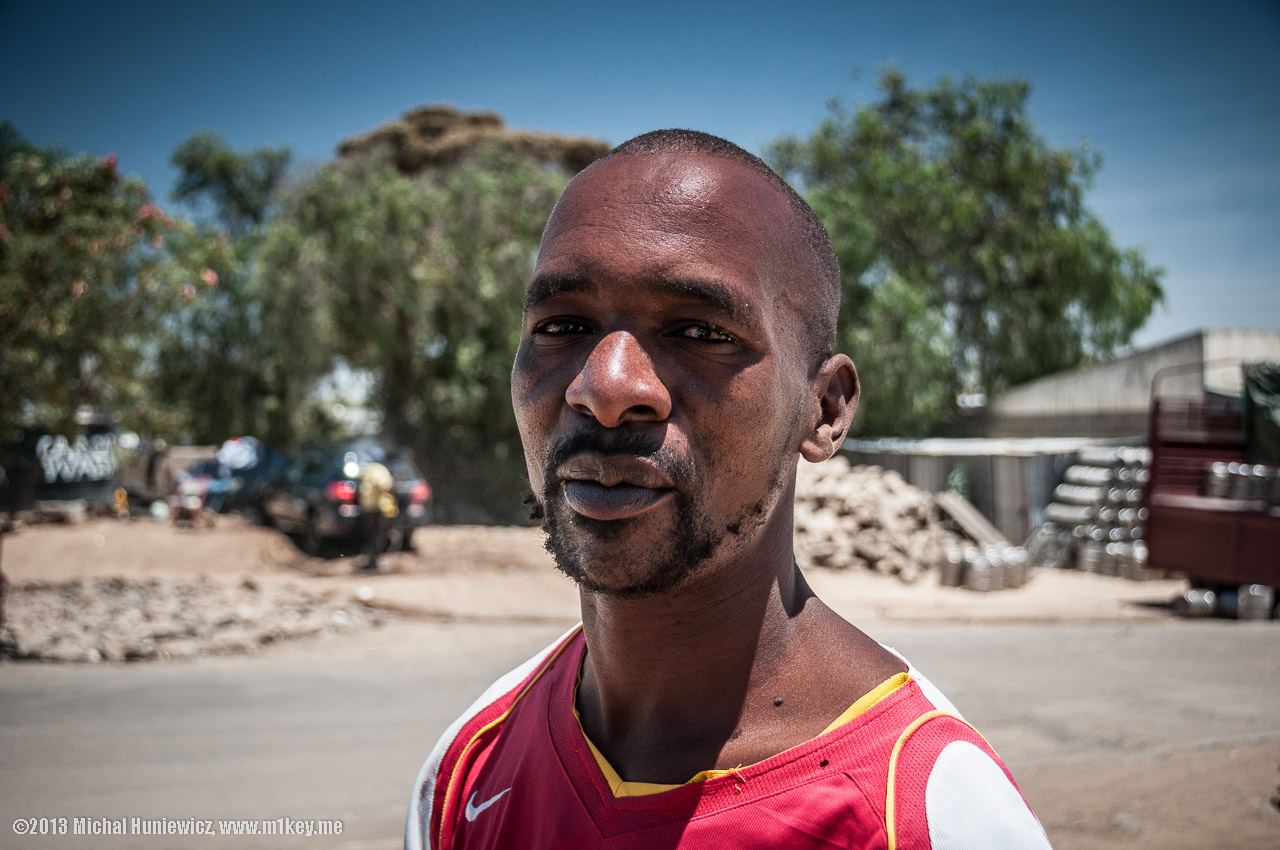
[926,741,1053,849]
[881,644,963,719]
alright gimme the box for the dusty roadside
[3,515,1188,641]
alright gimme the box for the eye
[673,322,738,345]
[533,318,591,336]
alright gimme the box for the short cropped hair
[601,129,841,364]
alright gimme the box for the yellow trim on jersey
[579,733,740,797]
[820,671,910,735]
[578,671,913,798]
[884,709,1002,850]
[885,709,949,850]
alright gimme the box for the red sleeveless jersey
[407,627,1051,849]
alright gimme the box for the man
[407,131,1052,849]
[359,457,395,572]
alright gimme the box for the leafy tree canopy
[170,132,291,236]
[150,133,307,446]
[261,144,571,519]
[769,71,1164,436]
[0,122,179,457]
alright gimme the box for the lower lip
[562,481,674,521]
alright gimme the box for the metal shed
[841,436,1140,543]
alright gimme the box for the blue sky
[3,0,1277,348]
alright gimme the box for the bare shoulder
[801,600,907,693]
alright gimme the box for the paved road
[2,618,1278,849]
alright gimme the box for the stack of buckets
[1036,446,1160,580]
[939,543,1031,592]
[1175,585,1276,620]
[1202,462,1280,504]
[1175,461,1280,619]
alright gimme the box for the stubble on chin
[530,424,796,600]
[537,482,719,600]
[535,475,790,601]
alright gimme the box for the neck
[572,495,907,784]
[575,508,817,781]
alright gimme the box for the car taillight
[410,482,431,503]
[325,480,357,502]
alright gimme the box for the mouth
[556,454,677,522]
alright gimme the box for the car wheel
[301,521,321,556]
[251,496,275,527]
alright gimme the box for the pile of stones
[794,457,956,582]
[0,576,387,662]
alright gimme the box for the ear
[799,354,859,463]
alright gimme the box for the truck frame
[1145,363,1280,591]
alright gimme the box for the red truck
[1145,363,1280,614]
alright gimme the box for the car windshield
[327,448,421,481]
[388,457,419,482]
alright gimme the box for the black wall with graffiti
[1,428,117,511]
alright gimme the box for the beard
[535,429,722,600]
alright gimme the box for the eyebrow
[525,274,592,311]
[525,274,759,329]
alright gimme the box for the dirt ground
[3,516,1278,849]
[2,513,1195,630]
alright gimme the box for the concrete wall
[989,331,1204,418]
[1202,329,1280,394]
[971,329,1280,439]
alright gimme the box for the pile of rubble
[794,457,956,582]
[1,576,388,663]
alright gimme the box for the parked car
[168,441,290,524]
[225,445,290,520]
[260,442,432,555]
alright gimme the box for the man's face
[512,153,815,598]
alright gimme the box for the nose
[565,331,672,427]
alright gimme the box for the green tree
[0,122,178,456]
[769,71,1164,436]
[170,132,291,236]
[151,133,317,446]
[264,144,572,520]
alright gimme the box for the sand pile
[794,457,954,582]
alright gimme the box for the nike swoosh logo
[464,787,512,822]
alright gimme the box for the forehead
[531,153,797,305]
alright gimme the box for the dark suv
[261,442,432,555]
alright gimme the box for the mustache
[543,428,693,489]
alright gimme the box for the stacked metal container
[1202,461,1280,504]
[1175,584,1276,619]
[1035,446,1159,580]
[938,542,1031,591]
[1177,463,1280,619]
